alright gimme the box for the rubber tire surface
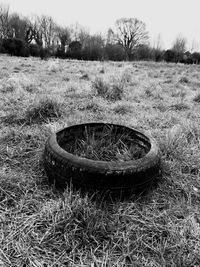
[43,123,161,194]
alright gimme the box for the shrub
[104,44,126,61]
[40,47,51,60]
[2,38,30,57]
[163,49,176,63]
[0,39,7,53]
[82,46,104,61]
[55,48,67,59]
[181,51,193,64]
[67,41,82,59]
[132,45,152,60]
[29,44,40,57]
[192,52,200,64]
[151,48,164,62]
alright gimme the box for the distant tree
[68,40,82,59]
[172,35,187,62]
[151,33,164,61]
[153,33,163,50]
[106,28,115,45]
[192,52,200,64]
[151,47,164,62]
[82,34,105,60]
[104,43,126,61]
[56,26,71,51]
[181,51,193,64]
[163,49,176,63]
[38,15,57,49]
[112,18,149,60]
[29,43,40,57]
[8,13,30,40]
[39,47,51,59]
[69,23,90,46]
[0,4,10,38]
[2,37,30,57]
[190,39,199,53]
[172,35,187,53]
[132,44,152,60]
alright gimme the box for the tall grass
[92,76,124,101]
[25,97,63,124]
[62,125,147,161]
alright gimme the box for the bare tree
[190,39,199,53]
[56,26,71,51]
[38,15,57,48]
[0,4,10,38]
[106,28,115,45]
[172,34,187,53]
[153,33,163,50]
[82,33,105,60]
[113,18,149,59]
[8,13,30,40]
[69,23,90,46]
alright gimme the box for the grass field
[0,54,200,266]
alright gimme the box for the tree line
[0,3,200,64]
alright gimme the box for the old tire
[43,122,161,195]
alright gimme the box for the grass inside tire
[43,122,161,196]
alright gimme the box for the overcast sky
[1,0,200,50]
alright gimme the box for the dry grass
[92,76,124,101]
[25,97,63,124]
[62,125,147,161]
[193,93,200,103]
[1,55,200,266]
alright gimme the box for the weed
[92,77,109,96]
[164,78,173,84]
[92,76,124,101]
[99,68,105,74]
[144,87,153,97]
[169,102,189,111]
[121,69,133,83]
[80,73,90,80]
[179,76,189,83]
[171,88,186,98]
[193,93,200,103]
[113,103,131,115]
[25,97,63,124]
[62,76,70,81]
[47,60,60,73]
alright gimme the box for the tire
[43,123,161,195]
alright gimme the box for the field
[0,54,200,267]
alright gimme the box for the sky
[1,0,200,51]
